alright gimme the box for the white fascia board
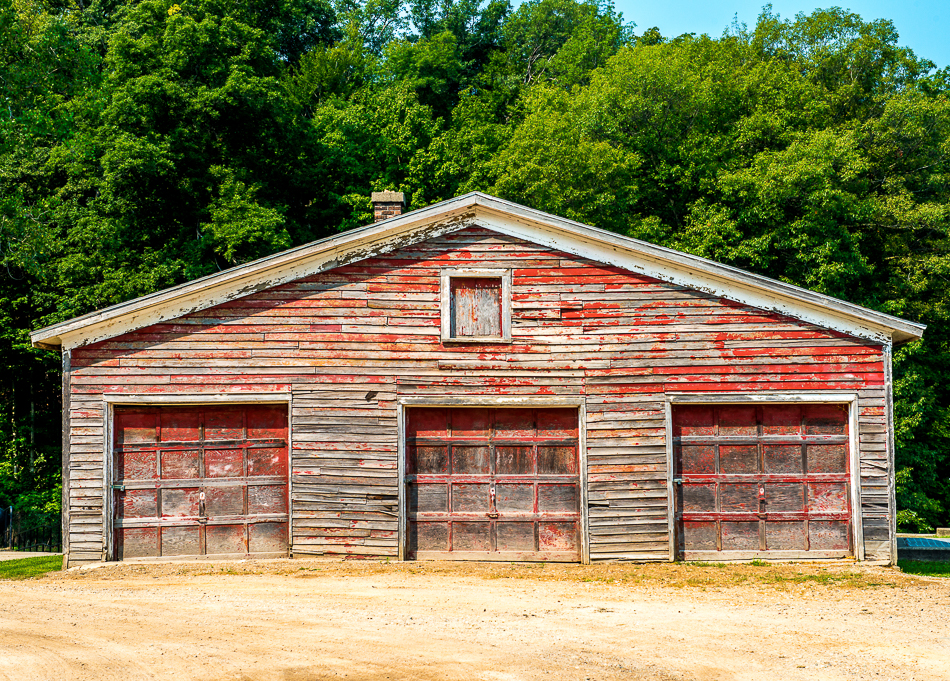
[471,197,925,345]
[31,190,925,350]
[33,198,479,350]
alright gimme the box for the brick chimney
[371,191,404,222]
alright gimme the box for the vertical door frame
[397,396,589,564]
[103,398,113,561]
[665,392,865,562]
[101,393,293,561]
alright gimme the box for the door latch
[488,484,498,518]
[111,484,125,491]
[672,478,684,485]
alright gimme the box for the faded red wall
[66,226,889,563]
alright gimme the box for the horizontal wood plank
[67,226,889,563]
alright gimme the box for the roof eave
[470,195,926,345]
[30,194,482,349]
[29,191,926,349]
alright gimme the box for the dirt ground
[0,560,947,681]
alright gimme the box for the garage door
[406,407,581,561]
[113,405,289,560]
[673,404,854,559]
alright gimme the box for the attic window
[440,268,511,343]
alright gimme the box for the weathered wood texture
[67,225,891,564]
[112,405,290,559]
[450,278,502,338]
[406,406,582,561]
[674,404,854,559]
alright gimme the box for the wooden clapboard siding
[291,381,399,557]
[67,225,892,564]
[65,390,106,561]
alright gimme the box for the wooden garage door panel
[673,404,852,559]
[406,407,581,562]
[113,405,289,560]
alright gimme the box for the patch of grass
[0,555,62,580]
[757,570,883,587]
[898,560,950,577]
[45,557,923,591]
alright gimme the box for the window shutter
[451,278,502,337]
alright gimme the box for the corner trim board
[61,350,71,568]
[884,342,898,565]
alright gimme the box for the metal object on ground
[897,537,950,562]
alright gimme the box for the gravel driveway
[0,560,946,681]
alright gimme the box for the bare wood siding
[68,225,891,564]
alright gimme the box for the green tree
[0,0,947,531]
[501,0,630,87]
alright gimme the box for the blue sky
[610,1,949,69]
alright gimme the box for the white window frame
[440,268,512,343]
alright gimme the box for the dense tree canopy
[1,0,948,530]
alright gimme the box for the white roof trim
[31,192,925,350]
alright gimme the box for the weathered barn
[31,192,925,568]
